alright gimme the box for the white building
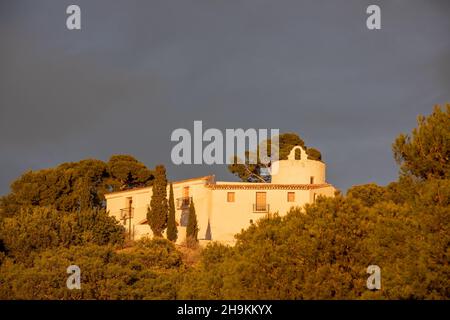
[105,146,336,245]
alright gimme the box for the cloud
[0,0,449,194]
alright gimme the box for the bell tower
[270,146,326,184]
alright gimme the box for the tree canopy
[0,239,183,299]
[0,105,448,300]
[0,155,154,217]
[108,155,154,190]
[180,106,449,299]
[0,206,124,263]
[393,104,449,180]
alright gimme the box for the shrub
[0,207,124,262]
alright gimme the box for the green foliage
[107,155,154,191]
[179,197,370,299]
[0,160,107,216]
[306,147,322,161]
[0,241,184,299]
[0,106,448,300]
[179,106,449,299]
[147,165,168,237]
[0,155,154,216]
[179,183,449,299]
[167,183,178,242]
[186,201,198,245]
[0,207,124,262]
[134,237,184,268]
[227,156,268,183]
[393,104,450,180]
[347,183,388,206]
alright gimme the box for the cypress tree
[147,165,168,237]
[186,199,198,245]
[167,183,178,242]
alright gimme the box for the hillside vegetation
[0,105,448,299]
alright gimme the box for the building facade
[105,146,336,245]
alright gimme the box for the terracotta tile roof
[206,183,332,190]
[105,174,332,195]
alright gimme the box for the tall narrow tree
[167,183,178,242]
[186,200,198,245]
[147,165,168,237]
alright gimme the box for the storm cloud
[0,0,449,194]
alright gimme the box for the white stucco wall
[105,147,336,245]
[271,146,326,184]
[208,186,313,244]
[105,176,214,244]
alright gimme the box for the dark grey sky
[1,0,449,195]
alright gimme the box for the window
[295,148,301,160]
[255,192,267,211]
[310,176,314,184]
[178,186,190,209]
[227,192,235,202]
[287,192,295,202]
[183,186,190,197]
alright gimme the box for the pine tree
[186,199,198,245]
[393,104,450,180]
[167,183,178,242]
[147,165,168,237]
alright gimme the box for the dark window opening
[295,148,301,160]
